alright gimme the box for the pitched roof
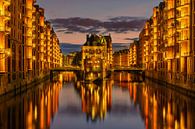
[84,34,112,46]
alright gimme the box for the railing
[113,66,145,71]
[176,1,189,7]
[0,10,10,17]
[51,66,81,71]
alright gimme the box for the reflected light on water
[40,92,45,129]
[27,102,33,129]
[0,72,194,129]
[153,94,157,129]
[78,81,112,121]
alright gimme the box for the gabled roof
[84,34,112,46]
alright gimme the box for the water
[0,72,195,129]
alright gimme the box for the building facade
[129,40,141,67]
[139,0,195,91]
[81,34,112,80]
[0,1,62,95]
[113,49,129,67]
[0,0,11,88]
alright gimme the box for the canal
[0,72,194,129]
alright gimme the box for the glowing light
[34,105,37,120]
[0,48,11,59]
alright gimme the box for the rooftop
[84,34,112,46]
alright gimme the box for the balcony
[26,9,32,18]
[0,10,11,20]
[176,25,189,30]
[176,12,189,20]
[177,37,189,43]
[167,3,174,10]
[176,1,190,8]
[0,25,11,34]
[181,40,190,56]
[26,32,32,37]
[32,43,36,48]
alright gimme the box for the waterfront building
[113,49,129,67]
[33,5,44,77]
[139,0,195,91]
[45,21,52,73]
[23,0,34,82]
[105,35,113,68]
[129,40,140,67]
[0,0,11,87]
[50,29,62,68]
[81,34,112,80]
[0,1,62,95]
[140,21,150,71]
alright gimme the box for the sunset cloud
[50,16,146,34]
[37,0,161,43]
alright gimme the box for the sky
[37,0,162,44]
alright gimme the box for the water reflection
[61,72,76,82]
[113,71,143,83]
[0,72,194,129]
[76,81,112,121]
[0,78,62,129]
[138,81,195,129]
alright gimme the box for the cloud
[49,16,146,34]
[124,37,139,41]
[108,16,145,22]
[64,31,74,34]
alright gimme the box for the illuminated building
[105,35,113,68]
[0,1,63,95]
[45,21,52,73]
[24,0,34,81]
[51,29,62,68]
[33,5,44,76]
[129,40,140,67]
[139,0,195,90]
[140,20,150,71]
[81,34,112,80]
[0,0,11,87]
[32,5,62,75]
[113,49,129,67]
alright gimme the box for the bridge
[111,66,145,73]
[50,66,81,72]
[50,66,145,80]
[51,66,145,72]
[50,66,82,80]
[51,66,145,73]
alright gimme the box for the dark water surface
[0,72,195,129]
